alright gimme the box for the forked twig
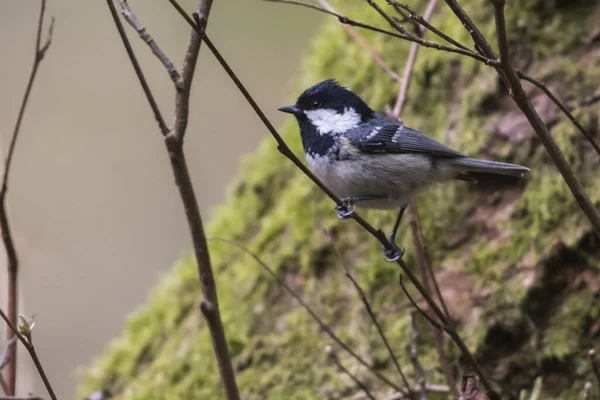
[2,0,53,394]
[168,0,493,390]
[324,230,414,399]
[208,237,404,393]
[117,0,182,87]
[105,1,241,398]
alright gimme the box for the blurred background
[0,0,321,398]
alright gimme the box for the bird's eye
[310,100,321,109]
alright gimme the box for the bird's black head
[278,79,374,136]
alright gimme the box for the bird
[278,79,530,262]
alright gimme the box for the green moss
[79,0,600,399]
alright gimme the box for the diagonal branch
[2,1,53,394]
[208,237,406,393]
[0,310,55,400]
[485,0,600,237]
[316,0,401,82]
[263,0,498,66]
[168,1,494,392]
[106,0,169,135]
[117,0,182,88]
[325,231,414,399]
[106,1,241,399]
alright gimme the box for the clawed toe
[383,243,405,262]
[335,200,355,219]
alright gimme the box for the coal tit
[278,79,529,261]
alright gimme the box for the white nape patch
[366,126,382,140]
[304,107,361,135]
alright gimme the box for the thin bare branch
[263,0,498,66]
[325,231,414,399]
[316,0,401,82]
[169,3,493,390]
[391,0,436,118]
[208,237,404,392]
[326,346,377,400]
[117,0,182,88]
[408,312,428,400]
[387,0,600,159]
[106,1,240,398]
[387,1,470,51]
[106,0,169,135]
[0,310,55,400]
[398,275,445,332]
[2,1,53,394]
[516,71,600,157]
[485,0,600,236]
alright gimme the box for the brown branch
[326,346,377,400]
[325,231,414,399]
[408,312,428,400]
[208,237,404,392]
[431,0,600,237]
[387,1,470,51]
[316,0,401,82]
[263,0,498,66]
[398,275,445,332]
[0,310,55,400]
[391,0,436,118]
[2,1,53,394]
[168,1,493,392]
[516,71,600,158]
[485,0,600,236]
[106,0,169,135]
[117,0,182,88]
[106,1,241,399]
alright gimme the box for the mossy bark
[79,1,600,398]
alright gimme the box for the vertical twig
[408,312,428,400]
[2,1,53,394]
[389,1,458,396]
[106,1,241,398]
[316,0,401,82]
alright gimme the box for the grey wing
[347,122,466,158]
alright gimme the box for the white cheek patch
[304,107,361,135]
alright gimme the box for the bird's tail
[449,157,530,185]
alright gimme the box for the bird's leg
[383,206,406,262]
[335,194,389,219]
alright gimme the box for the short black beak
[278,105,301,115]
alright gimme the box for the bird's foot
[382,242,404,262]
[335,198,355,219]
